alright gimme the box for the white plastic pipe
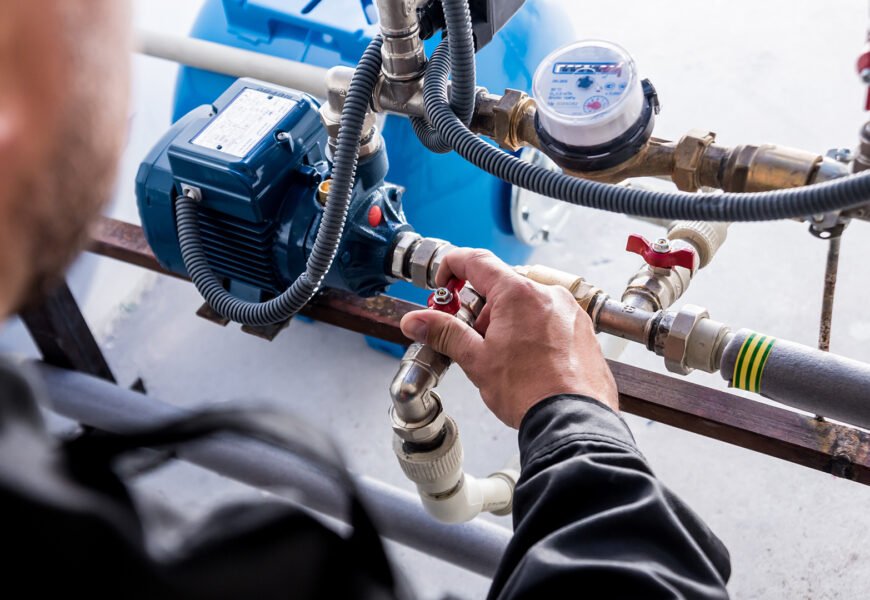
[420,473,516,524]
[135,29,329,98]
[396,418,518,524]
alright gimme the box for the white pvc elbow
[394,415,519,523]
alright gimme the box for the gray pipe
[33,363,510,577]
[135,30,329,99]
[720,329,870,428]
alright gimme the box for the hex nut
[390,232,422,280]
[673,129,716,192]
[663,304,710,375]
[428,243,456,289]
[458,286,485,322]
[492,89,529,151]
[409,238,449,290]
[391,392,447,444]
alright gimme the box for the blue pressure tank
[172,0,574,352]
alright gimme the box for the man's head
[0,0,131,315]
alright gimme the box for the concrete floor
[3,0,870,598]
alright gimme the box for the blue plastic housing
[172,0,576,306]
[137,78,410,301]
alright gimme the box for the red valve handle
[625,234,696,270]
[427,278,466,315]
[858,50,870,110]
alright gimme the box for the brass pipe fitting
[516,264,733,377]
[564,140,676,184]
[472,90,539,152]
[513,265,604,317]
[718,144,823,192]
[621,220,729,312]
[673,130,717,191]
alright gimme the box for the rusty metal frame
[84,217,870,484]
[20,281,117,383]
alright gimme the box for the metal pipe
[34,363,510,577]
[375,0,428,82]
[388,280,517,523]
[134,30,329,98]
[82,218,870,484]
[719,331,870,428]
[818,234,842,352]
[595,298,656,346]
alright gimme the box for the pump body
[136,79,410,301]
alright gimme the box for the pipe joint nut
[492,89,532,152]
[409,237,453,289]
[390,231,422,280]
[662,304,710,375]
[673,130,716,192]
[394,416,463,490]
[391,391,447,444]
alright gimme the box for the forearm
[489,396,731,599]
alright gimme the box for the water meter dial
[532,40,659,172]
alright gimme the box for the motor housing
[136,78,411,302]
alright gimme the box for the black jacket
[491,395,731,599]
[0,359,729,598]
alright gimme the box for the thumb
[400,310,483,365]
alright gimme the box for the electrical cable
[410,0,476,154]
[421,38,870,221]
[174,36,384,326]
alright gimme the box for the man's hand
[399,249,619,428]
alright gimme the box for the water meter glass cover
[533,40,644,147]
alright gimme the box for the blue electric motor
[136,79,410,300]
[173,0,576,307]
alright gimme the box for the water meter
[532,40,659,172]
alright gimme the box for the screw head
[540,226,551,243]
[652,238,671,253]
[433,288,453,305]
[826,147,853,164]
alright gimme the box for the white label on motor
[192,88,295,159]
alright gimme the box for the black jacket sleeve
[488,395,731,599]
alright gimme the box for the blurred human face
[0,0,131,311]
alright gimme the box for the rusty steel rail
[88,217,870,485]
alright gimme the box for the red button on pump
[367,204,383,227]
[625,234,695,270]
[427,278,466,315]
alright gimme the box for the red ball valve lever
[626,234,696,270]
[856,47,870,110]
[427,278,466,315]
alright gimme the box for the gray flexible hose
[422,40,870,221]
[175,36,384,326]
[410,0,476,154]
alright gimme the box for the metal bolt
[432,287,453,305]
[276,131,290,142]
[317,179,331,206]
[652,237,671,253]
[826,148,853,164]
[861,68,870,84]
